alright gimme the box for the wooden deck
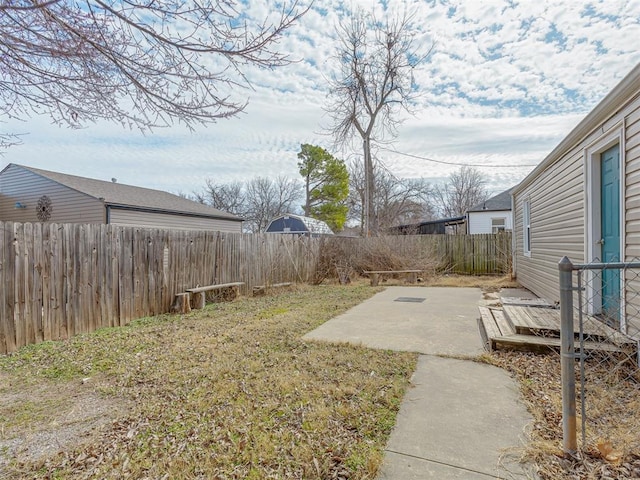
[478,305,636,353]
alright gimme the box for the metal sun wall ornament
[36,195,53,221]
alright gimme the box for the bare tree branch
[432,166,489,218]
[348,157,434,234]
[0,0,309,139]
[198,176,302,233]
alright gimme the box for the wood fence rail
[0,223,511,354]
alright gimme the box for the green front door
[600,144,621,320]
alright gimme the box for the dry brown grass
[0,284,416,479]
[422,273,519,290]
[483,351,640,479]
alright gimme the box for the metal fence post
[559,256,577,455]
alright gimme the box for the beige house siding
[513,146,585,304]
[108,207,242,232]
[623,95,640,339]
[0,164,104,223]
[625,105,640,259]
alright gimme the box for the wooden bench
[252,282,293,296]
[171,282,245,313]
[363,270,422,286]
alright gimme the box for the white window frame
[523,200,531,257]
[491,217,506,234]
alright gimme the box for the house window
[523,200,531,256]
[491,218,506,233]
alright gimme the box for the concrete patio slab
[303,286,484,357]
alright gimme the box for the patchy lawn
[0,284,416,479]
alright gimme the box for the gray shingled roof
[17,164,242,221]
[468,188,513,212]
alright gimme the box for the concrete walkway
[303,287,534,479]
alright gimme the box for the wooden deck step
[478,306,515,351]
[478,305,633,354]
[492,309,515,336]
[502,305,636,346]
[501,297,552,307]
[492,334,625,353]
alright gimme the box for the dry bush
[352,236,440,272]
[313,236,441,284]
[312,237,358,285]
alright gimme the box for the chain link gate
[558,257,640,456]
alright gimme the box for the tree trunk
[363,137,376,236]
[304,174,311,216]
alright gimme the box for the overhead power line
[378,147,538,168]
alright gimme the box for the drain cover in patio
[394,297,426,303]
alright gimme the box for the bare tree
[325,8,432,235]
[198,176,301,233]
[376,173,435,230]
[200,180,247,216]
[245,176,301,233]
[432,166,489,218]
[347,159,434,234]
[0,0,308,146]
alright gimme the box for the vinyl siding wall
[514,90,640,340]
[467,210,512,234]
[0,165,104,223]
[108,207,242,232]
[623,97,640,339]
[514,145,585,304]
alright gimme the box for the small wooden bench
[363,270,422,286]
[172,282,245,313]
[187,282,245,308]
[252,282,293,296]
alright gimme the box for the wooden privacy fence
[0,222,320,354]
[0,223,511,354]
[431,232,512,275]
[330,233,512,275]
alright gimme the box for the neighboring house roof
[389,216,466,234]
[468,189,513,213]
[514,62,640,195]
[266,214,334,235]
[10,164,242,221]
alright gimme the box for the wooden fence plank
[0,223,6,354]
[13,223,26,350]
[32,223,44,343]
[50,224,63,340]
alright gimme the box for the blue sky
[2,0,640,197]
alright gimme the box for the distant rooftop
[12,164,242,221]
[468,188,513,212]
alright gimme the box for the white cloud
[2,0,639,201]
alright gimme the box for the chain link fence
[558,257,640,456]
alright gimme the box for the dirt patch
[0,378,129,475]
